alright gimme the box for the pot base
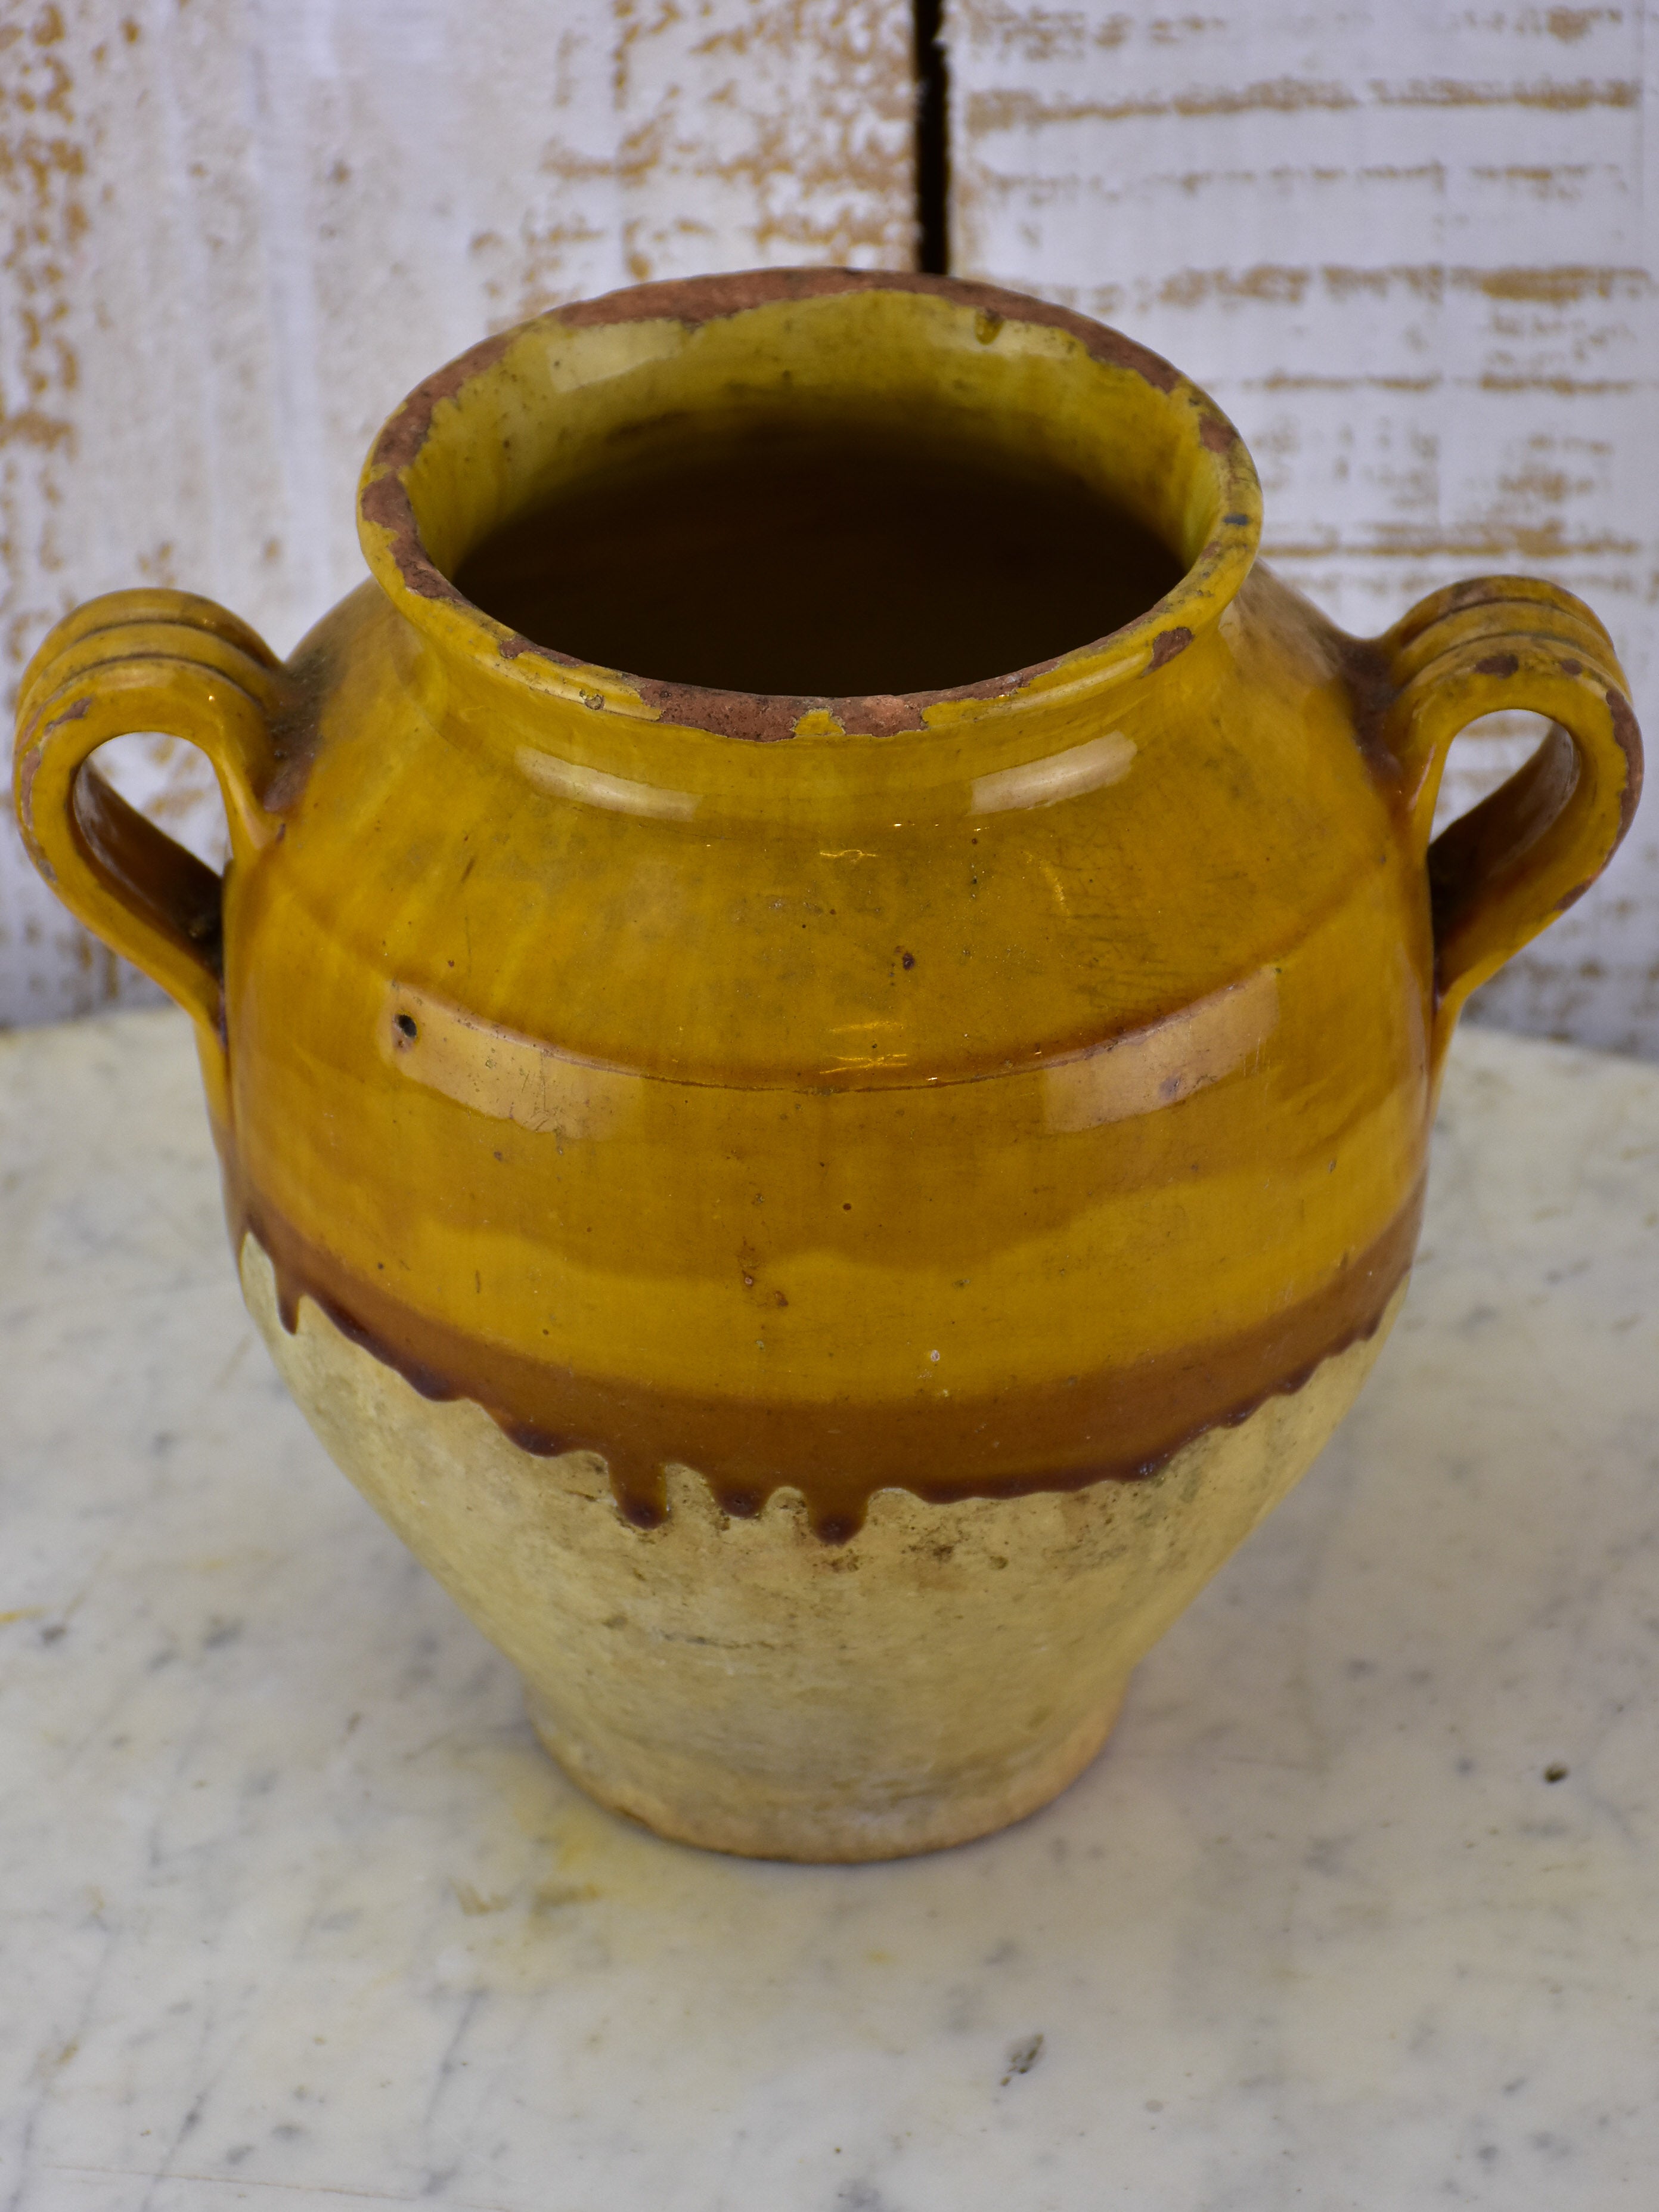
[523,1677,1129,1863]
[241,1234,1403,1864]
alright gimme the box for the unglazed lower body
[241,1236,1403,1863]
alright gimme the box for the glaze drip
[237,1152,1420,1544]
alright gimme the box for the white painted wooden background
[0,0,916,1021]
[3,0,1656,1055]
[948,1,1659,1056]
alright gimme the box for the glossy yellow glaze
[14,271,1642,1857]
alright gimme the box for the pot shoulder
[235,567,1422,1093]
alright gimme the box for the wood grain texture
[950,0,1659,1055]
[9,0,1657,1054]
[0,0,914,1025]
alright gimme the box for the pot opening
[366,274,1260,739]
[451,411,1186,699]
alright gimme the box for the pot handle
[13,590,289,1036]
[1378,577,1642,1054]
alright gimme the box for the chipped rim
[358,268,1263,745]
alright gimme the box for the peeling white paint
[0,0,913,1026]
[7,0,1657,1055]
[950,0,1659,1056]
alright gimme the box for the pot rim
[357,267,1263,748]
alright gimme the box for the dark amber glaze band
[227,1149,1421,1544]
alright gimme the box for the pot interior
[452,412,1186,698]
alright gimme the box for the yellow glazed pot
[14,271,1641,1861]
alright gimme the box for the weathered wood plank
[950,0,1659,1054]
[0,0,914,1026]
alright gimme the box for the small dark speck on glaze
[1223,512,1251,526]
[901,950,916,970]
[394,1012,418,1040]
[1475,651,1520,680]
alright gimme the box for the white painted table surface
[2,1007,1658,2212]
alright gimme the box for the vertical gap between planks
[913,0,950,273]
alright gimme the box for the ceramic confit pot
[14,270,1642,1861]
